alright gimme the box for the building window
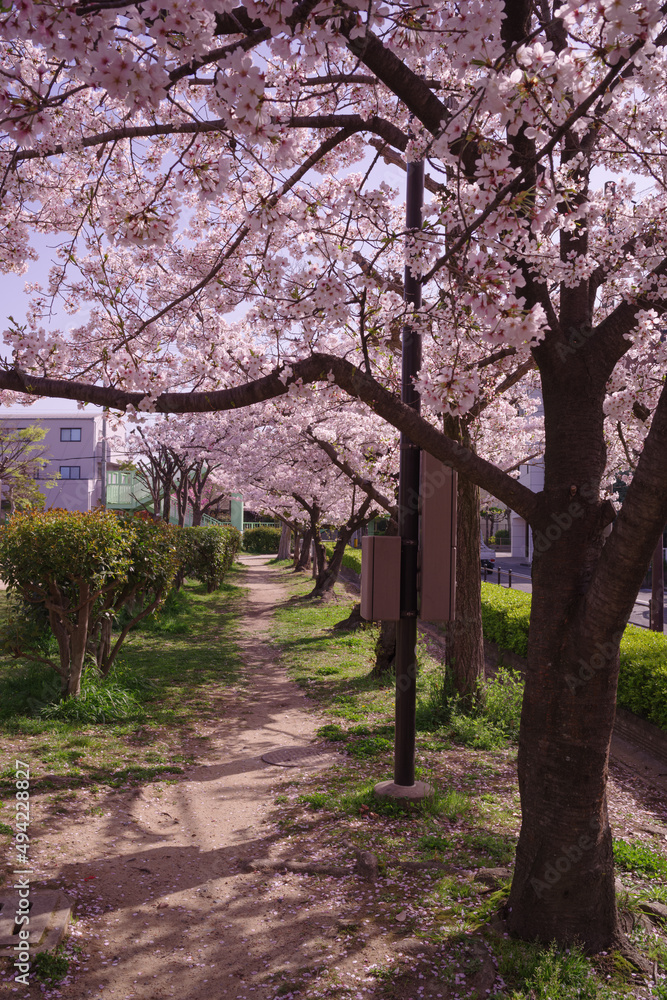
[59,466,81,480]
[60,427,81,442]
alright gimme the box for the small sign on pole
[360,536,401,622]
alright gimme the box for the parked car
[481,537,496,570]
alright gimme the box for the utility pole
[374,157,431,801]
[100,412,108,509]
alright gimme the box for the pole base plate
[373,779,433,802]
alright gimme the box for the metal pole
[393,158,424,788]
[651,533,665,632]
[508,568,512,588]
[100,412,108,509]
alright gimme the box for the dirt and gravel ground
[3,555,667,1000]
[4,555,350,999]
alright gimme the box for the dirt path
[8,558,667,1000]
[21,555,340,1000]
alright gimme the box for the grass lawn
[270,567,667,1000]
[0,571,245,805]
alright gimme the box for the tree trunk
[292,530,301,568]
[50,614,72,697]
[372,620,396,679]
[96,617,112,670]
[296,528,312,571]
[278,522,291,560]
[310,535,345,596]
[507,531,621,949]
[442,417,485,700]
[65,583,91,698]
[506,360,627,952]
[651,532,664,632]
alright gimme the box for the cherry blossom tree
[227,400,383,595]
[128,415,232,524]
[1,0,667,955]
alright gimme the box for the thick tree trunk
[506,359,624,951]
[507,534,621,948]
[651,533,664,632]
[442,417,485,700]
[292,530,301,568]
[278,522,291,560]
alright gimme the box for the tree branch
[306,427,397,517]
[0,354,541,523]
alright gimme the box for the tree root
[331,603,367,631]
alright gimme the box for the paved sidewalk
[488,553,667,632]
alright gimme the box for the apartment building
[0,413,125,512]
[509,462,545,561]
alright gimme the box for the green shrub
[177,525,240,591]
[480,666,524,739]
[448,710,509,750]
[346,735,393,759]
[0,509,179,698]
[429,666,523,750]
[495,939,605,1000]
[616,626,667,729]
[480,582,531,657]
[481,583,667,729]
[242,526,281,553]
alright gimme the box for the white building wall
[0,415,125,513]
[510,462,544,561]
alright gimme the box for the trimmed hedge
[243,526,281,554]
[177,525,241,591]
[481,582,667,730]
[616,626,667,730]
[480,583,531,658]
